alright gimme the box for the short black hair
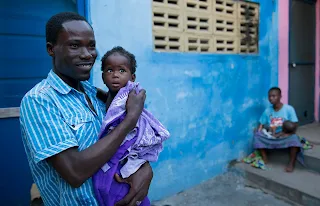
[101,46,137,74]
[46,12,89,45]
[269,87,281,95]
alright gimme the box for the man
[20,12,152,206]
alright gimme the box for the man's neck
[53,69,81,91]
[273,102,283,111]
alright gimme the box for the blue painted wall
[89,0,278,201]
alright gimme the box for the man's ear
[46,42,55,57]
[132,74,136,82]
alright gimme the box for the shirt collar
[47,70,96,96]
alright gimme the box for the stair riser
[244,171,320,206]
[304,155,320,173]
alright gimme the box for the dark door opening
[289,0,316,125]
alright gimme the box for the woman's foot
[262,156,268,164]
[285,163,295,172]
[260,149,268,164]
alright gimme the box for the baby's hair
[282,121,297,134]
[101,46,137,74]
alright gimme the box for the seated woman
[254,87,302,172]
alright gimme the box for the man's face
[47,20,97,83]
[268,90,281,105]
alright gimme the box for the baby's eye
[106,68,112,73]
[70,44,79,49]
[119,69,126,73]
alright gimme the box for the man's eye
[70,44,78,48]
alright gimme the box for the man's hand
[115,162,153,206]
[126,89,146,127]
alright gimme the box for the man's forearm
[49,115,138,187]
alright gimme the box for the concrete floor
[152,172,291,206]
[153,123,320,206]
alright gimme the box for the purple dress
[92,81,170,206]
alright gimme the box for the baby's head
[282,121,297,134]
[101,46,136,94]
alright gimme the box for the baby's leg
[259,149,268,164]
[285,147,299,172]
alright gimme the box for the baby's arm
[96,87,108,102]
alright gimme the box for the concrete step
[264,145,320,174]
[297,123,320,145]
[235,161,320,206]
[304,145,320,173]
[152,172,291,206]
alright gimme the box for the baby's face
[102,53,135,93]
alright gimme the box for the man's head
[46,12,97,84]
[101,46,136,93]
[268,87,282,105]
[282,121,297,134]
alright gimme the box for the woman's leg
[286,147,299,172]
[259,149,268,164]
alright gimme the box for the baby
[93,46,169,206]
[281,120,297,137]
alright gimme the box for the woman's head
[101,46,136,93]
[268,87,282,105]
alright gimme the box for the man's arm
[47,115,137,187]
[21,89,146,188]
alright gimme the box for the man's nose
[80,48,92,59]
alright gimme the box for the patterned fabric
[300,136,313,150]
[20,70,106,206]
[93,81,170,206]
[242,150,268,170]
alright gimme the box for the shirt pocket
[63,114,94,131]
[62,114,96,150]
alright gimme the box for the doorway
[289,0,317,125]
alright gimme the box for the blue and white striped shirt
[20,70,106,206]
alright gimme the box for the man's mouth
[76,63,93,70]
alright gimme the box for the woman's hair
[101,46,137,74]
[269,87,281,95]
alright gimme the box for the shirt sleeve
[288,106,299,123]
[20,94,78,164]
[259,109,268,125]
